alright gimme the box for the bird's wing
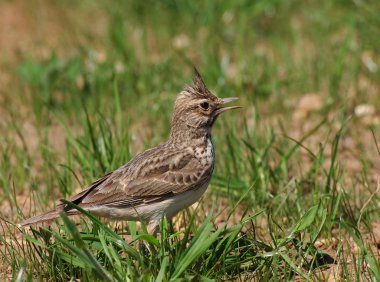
[65,147,210,209]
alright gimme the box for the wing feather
[65,146,211,210]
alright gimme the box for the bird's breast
[193,138,215,168]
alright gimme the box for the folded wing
[64,147,209,210]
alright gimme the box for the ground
[0,0,380,281]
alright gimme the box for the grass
[1,0,380,280]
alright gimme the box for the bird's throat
[169,123,211,148]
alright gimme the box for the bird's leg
[148,220,160,237]
[137,221,160,254]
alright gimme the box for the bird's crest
[187,67,217,100]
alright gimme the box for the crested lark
[20,69,240,234]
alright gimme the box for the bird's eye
[200,102,209,110]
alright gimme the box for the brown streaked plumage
[20,68,241,234]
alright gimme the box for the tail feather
[19,208,63,227]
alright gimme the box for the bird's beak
[214,97,242,116]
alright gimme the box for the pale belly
[87,181,210,223]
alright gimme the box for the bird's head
[170,68,240,140]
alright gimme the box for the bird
[20,68,241,234]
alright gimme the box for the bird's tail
[19,208,64,227]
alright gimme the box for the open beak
[214,97,242,116]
